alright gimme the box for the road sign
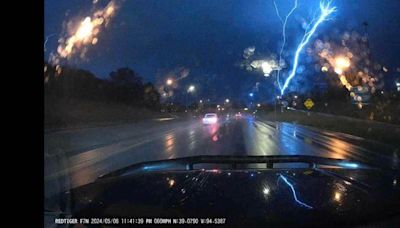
[304,98,314,110]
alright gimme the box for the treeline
[44,63,160,110]
[282,89,400,124]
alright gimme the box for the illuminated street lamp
[250,59,279,77]
[185,85,196,111]
[225,99,230,103]
[261,61,273,76]
[333,56,351,74]
[166,78,173,86]
[187,85,195,93]
[249,93,254,97]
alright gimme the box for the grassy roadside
[45,98,176,130]
[258,109,400,147]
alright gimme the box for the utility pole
[362,21,371,61]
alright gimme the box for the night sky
[45,0,400,102]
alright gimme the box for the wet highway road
[44,116,399,204]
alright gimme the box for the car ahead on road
[202,113,218,125]
[235,112,242,119]
[49,155,400,227]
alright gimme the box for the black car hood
[67,168,400,227]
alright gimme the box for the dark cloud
[45,0,400,101]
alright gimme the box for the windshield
[44,0,400,226]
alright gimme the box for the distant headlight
[203,117,218,124]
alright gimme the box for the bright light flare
[250,59,280,76]
[203,113,218,125]
[334,68,343,75]
[166,78,173,85]
[263,187,270,195]
[187,85,195,93]
[168,179,175,187]
[262,62,273,75]
[340,162,359,168]
[56,1,118,59]
[76,17,94,40]
[334,56,351,74]
[335,56,351,69]
[208,169,221,173]
[334,192,341,202]
[202,116,218,124]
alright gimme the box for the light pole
[186,85,195,111]
[274,70,279,125]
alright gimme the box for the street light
[187,85,195,93]
[166,78,173,86]
[225,99,230,103]
[333,56,351,75]
[185,85,195,111]
[261,61,273,76]
[249,93,254,97]
[250,59,279,77]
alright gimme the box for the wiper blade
[98,155,378,179]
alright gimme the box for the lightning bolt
[273,1,283,23]
[280,1,336,95]
[274,0,298,90]
[44,33,57,52]
[278,174,313,209]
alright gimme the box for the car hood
[67,168,400,226]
